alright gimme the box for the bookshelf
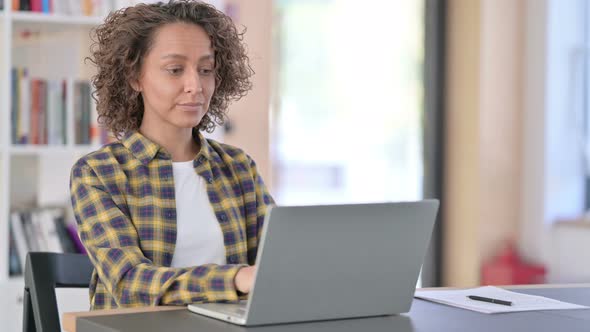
[0,2,113,330]
[1,8,103,276]
[1,1,233,329]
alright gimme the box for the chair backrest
[23,252,94,332]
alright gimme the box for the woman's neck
[139,125,200,162]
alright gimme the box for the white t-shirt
[170,160,227,267]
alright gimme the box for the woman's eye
[167,67,183,75]
[199,68,214,75]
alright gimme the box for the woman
[70,0,274,310]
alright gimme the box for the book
[10,208,82,266]
[81,82,90,144]
[41,0,49,12]
[30,0,41,12]
[10,68,19,144]
[12,69,72,145]
[30,79,40,144]
[66,0,81,15]
[66,223,86,254]
[9,213,27,273]
[54,213,77,253]
[90,86,100,146]
[46,79,65,145]
[81,0,92,16]
[18,68,30,144]
[94,0,114,17]
[62,80,67,144]
[20,211,38,252]
[74,80,94,144]
[8,224,22,276]
[38,80,47,144]
[38,209,64,252]
[51,0,65,14]
[19,0,29,11]
[30,210,49,251]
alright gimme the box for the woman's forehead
[149,23,213,55]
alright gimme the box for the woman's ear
[130,79,142,92]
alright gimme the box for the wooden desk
[63,306,184,332]
[63,284,590,332]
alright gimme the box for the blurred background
[1,0,590,330]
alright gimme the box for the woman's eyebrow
[160,53,214,61]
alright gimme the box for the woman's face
[135,22,216,133]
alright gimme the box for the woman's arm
[242,155,275,264]
[232,154,274,293]
[70,162,246,307]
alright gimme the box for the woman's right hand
[234,265,256,294]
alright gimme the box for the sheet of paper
[414,286,589,314]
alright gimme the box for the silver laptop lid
[245,200,439,326]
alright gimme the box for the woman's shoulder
[205,138,256,167]
[71,141,127,172]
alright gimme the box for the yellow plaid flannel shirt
[70,130,274,309]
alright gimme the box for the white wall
[520,0,589,282]
[552,224,590,282]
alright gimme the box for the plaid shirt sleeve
[252,157,274,241]
[244,155,275,263]
[71,161,246,307]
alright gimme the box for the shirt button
[207,177,213,184]
[199,156,206,163]
[220,214,227,221]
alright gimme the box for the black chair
[23,252,94,332]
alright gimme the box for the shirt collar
[193,130,212,162]
[121,129,212,165]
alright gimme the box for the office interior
[1,0,589,330]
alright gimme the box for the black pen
[467,295,512,306]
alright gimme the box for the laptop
[188,200,439,326]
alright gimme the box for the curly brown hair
[87,0,253,138]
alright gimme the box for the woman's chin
[176,117,204,129]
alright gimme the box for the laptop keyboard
[205,301,248,318]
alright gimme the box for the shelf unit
[0,3,111,330]
[1,2,231,329]
[0,5,106,285]
[11,11,103,25]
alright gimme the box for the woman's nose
[184,71,203,94]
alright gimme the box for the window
[272,0,425,206]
